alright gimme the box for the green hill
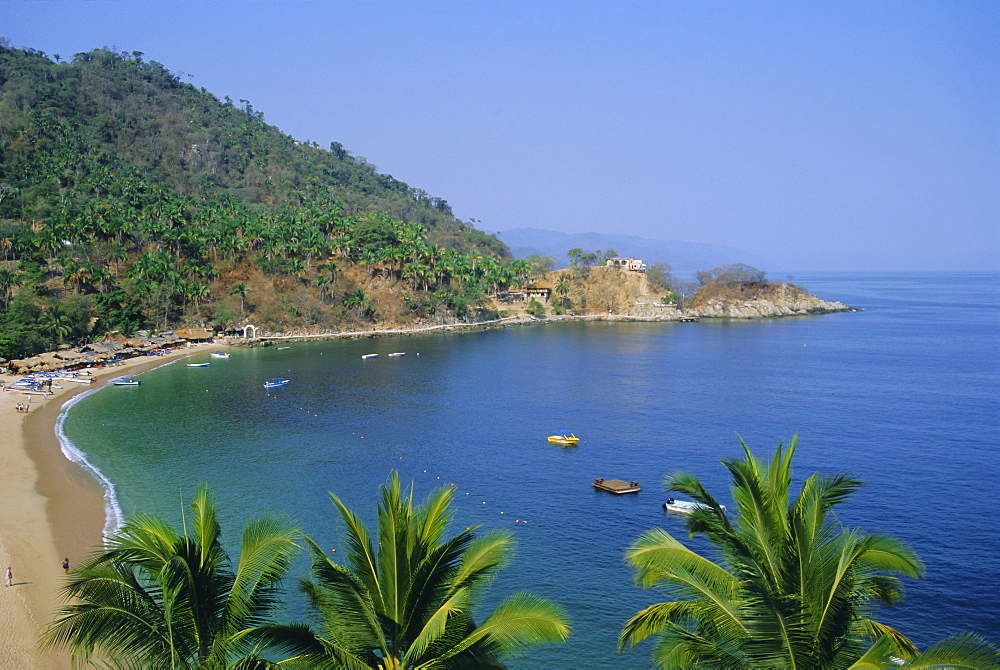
[0,44,521,358]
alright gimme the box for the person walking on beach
[62,557,69,574]
[5,566,11,587]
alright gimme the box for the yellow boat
[547,431,579,445]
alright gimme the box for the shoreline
[0,345,207,669]
[0,305,854,667]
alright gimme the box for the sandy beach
[0,345,206,669]
[0,317,547,667]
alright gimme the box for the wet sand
[0,345,205,668]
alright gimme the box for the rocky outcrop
[687,282,853,319]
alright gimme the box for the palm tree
[343,288,374,321]
[42,485,299,668]
[258,471,571,668]
[0,267,20,309]
[620,436,931,668]
[555,274,571,309]
[231,282,249,317]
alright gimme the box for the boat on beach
[663,498,725,514]
[3,377,54,394]
[263,377,290,388]
[54,374,95,383]
[547,430,579,445]
[209,351,230,359]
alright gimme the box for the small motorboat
[361,353,378,359]
[388,352,405,357]
[15,387,53,396]
[263,377,290,389]
[209,351,230,359]
[547,430,579,445]
[276,346,290,350]
[186,363,210,367]
[663,498,725,514]
[112,377,140,386]
[55,375,94,383]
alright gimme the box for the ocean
[58,272,1000,668]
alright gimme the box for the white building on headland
[606,257,647,272]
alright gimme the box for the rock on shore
[686,281,853,319]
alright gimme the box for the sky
[3,0,998,271]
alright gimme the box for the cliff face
[686,281,852,318]
[512,270,852,320]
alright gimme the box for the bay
[60,272,1000,667]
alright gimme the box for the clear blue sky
[4,1,997,271]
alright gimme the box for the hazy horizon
[4,1,997,272]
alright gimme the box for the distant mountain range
[494,228,773,273]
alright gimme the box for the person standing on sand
[5,566,11,587]
[62,557,69,574]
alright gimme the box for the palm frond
[903,632,1000,669]
[329,492,382,607]
[452,529,513,586]
[440,591,570,661]
[299,535,388,651]
[846,634,897,669]
[625,528,746,633]
[402,587,471,664]
[618,600,697,649]
[226,515,300,628]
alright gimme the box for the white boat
[54,375,94,383]
[361,353,378,359]
[4,379,51,394]
[209,351,231,359]
[186,363,210,367]
[388,352,405,357]
[112,377,140,386]
[663,498,726,514]
[263,377,290,389]
[17,387,52,396]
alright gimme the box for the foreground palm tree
[260,471,571,668]
[42,485,299,668]
[620,436,998,668]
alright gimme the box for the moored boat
[547,430,579,445]
[593,478,641,494]
[263,377,290,388]
[663,498,725,514]
[361,353,378,359]
[112,377,140,386]
[388,352,405,357]
[209,351,230,359]
[186,363,210,367]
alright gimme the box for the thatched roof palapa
[173,328,213,341]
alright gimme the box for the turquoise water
[60,272,1000,667]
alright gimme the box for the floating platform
[593,478,641,494]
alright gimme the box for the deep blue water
[59,272,1000,668]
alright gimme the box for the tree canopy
[620,436,999,669]
[0,44,520,358]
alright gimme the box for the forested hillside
[0,44,519,358]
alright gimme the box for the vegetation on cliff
[0,44,521,359]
